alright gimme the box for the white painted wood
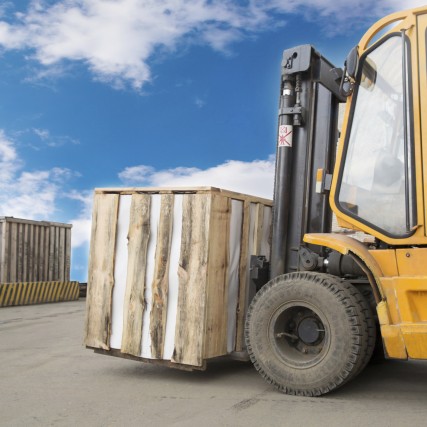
[163,194,183,360]
[110,195,131,350]
[246,203,257,310]
[140,195,161,359]
[227,200,243,353]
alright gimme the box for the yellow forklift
[246,6,427,396]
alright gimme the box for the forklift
[245,5,427,396]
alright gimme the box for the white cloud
[194,97,206,108]
[0,130,91,252]
[0,130,77,219]
[119,156,275,199]
[66,190,93,249]
[0,0,423,89]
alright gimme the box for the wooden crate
[0,217,72,283]
[84,187,272,369]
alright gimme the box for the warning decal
[278,125,293,148]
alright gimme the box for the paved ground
[1,300,427,427]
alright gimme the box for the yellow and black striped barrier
[0,281,80,307]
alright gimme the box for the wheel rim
[268,301,330,369]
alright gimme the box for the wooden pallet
[84,187,272,369]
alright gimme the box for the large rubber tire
[245,272,376,396]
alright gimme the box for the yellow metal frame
[330,6,427,245]
[306,7,427,361]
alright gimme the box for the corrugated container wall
[0,217,72,283]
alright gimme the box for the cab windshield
[337,35,415,236]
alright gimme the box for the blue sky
[0,0,424,281]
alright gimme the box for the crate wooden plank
[0,223,8,283]
[226,200,243,353]
[23,224,29,282]
[121,194,151,356]
[235,200,251,351]
[150,194,174,359]
[58,227,65,281]
[84,193,119,350]
[65,228,71,281]
[34,224,40,282]
[172,193,211,366]
[9,222,17,282]
[48,225,55,281]
[38,226,45,282]
[29,224,35,282]
[94,187,272,206]
[0,223,4,283]
[43,226,50,280]
[17,223,24,282]
[54,226,60,280]
[203,194,231,358]
[253,203,265,255]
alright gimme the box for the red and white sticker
[278,125,293,148]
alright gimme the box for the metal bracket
[299,247,320,271]
[250,255,270,291]
[278,106,303,116]
[315,169,333,194]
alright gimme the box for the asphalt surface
[1,300,427,427]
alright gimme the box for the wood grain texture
[150,194,174,359]
[0,222,7,283]
[121,194,151,356]
[94,187,272,206]
[65,228,72,281]
[253,203,265,256]
[58,227,65,281]
[43,226,50,281]
[48,226,55,281]
[203,194,230,358]
[9,222,17,282]
[84,193,119,350]
[235,200,251,351]
[54,226,60,280]
[172,193,211,366]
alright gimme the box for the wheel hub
[270,302,329,369]
[297,317,322,344]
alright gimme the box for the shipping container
[0,217,72,283]
[85,187,272,370]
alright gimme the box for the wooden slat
[43,226,50,281]
[65,228,72,281]
[235,200,251,351]
[94,348,207,372]
[121,194,151,356]
[58,227,65,281]
[0,217,72,227]
[9,222,17,282]
[84,193,120,350]
[17,223,24,282]
[172,193,211,366]
[28,224,34,282]
[253,203,265,255]
[22,224,28,282]
[38,226,44,282]
[0,222,4,283]
[203,194,231,358]
[33,225,40,282]
[95,187,273,206]
[54,226,60,280]
[150,194,174,359]
[48,225,55,281]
